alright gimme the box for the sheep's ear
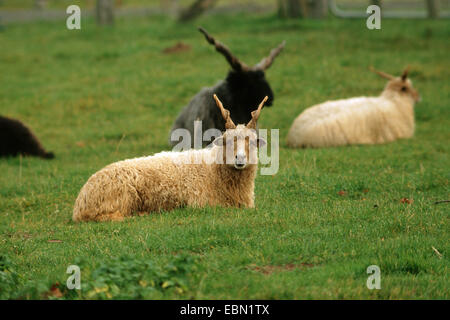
[213,136,224,146]
[257,137,266,148]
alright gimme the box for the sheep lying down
[169,27,285,148]
[0,115,54,159]
[287,67,420,148]
[73,95,268,222]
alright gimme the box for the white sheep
[287,68,420,148]
[73,95,268,222]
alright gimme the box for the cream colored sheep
[73,95,268,222]
[287,68,420,148]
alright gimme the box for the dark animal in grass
[169,27,285,147]
[0,116,54,159]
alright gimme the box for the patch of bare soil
[162,42,191,54]
[249,263,315,275]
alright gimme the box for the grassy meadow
[0,13,449,299]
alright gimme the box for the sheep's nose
[235,155,246,168]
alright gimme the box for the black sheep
[0,116,54,159]
[169,27,285,147]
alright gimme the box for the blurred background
[0,0,449,24]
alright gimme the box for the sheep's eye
[401,87,407,92]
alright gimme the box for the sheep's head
[199,27,285,107]
[371,67,420,103]
[212,94,267,170]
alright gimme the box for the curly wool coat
[73,129,258,222]
[287,77,419,148]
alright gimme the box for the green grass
[0,13,449,299]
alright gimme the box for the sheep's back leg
[95,211,125,222]
[72,209,125,222]
[73,180,141,222]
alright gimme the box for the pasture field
[0,13,448,299]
